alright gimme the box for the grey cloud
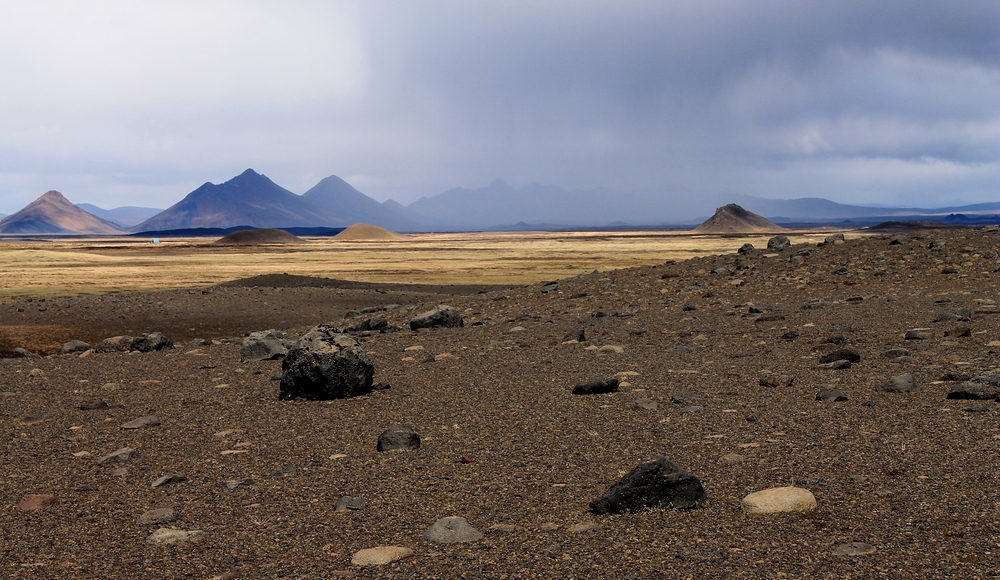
[0,1,997,212]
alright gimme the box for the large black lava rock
[946,382,999,400]
[130,332,173,353]
[818,349,861,364]
[279,325,374,400]
[410,305,463,330]
[572,377,620,395]
[590,455,707,514]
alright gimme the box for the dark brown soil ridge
[213,228,304,245]
[866,220,969,232]
[216,273,514,294]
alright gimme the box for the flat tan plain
[0,230,834,299]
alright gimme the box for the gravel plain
[3,227,1000,579]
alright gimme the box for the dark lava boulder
[131,332,173,353]
[767,236,791,251]
[947,382,1000,400]
[240,330,287,361]
[572,377,620,395]
[590,455,707,514]
[95,336,133,353]
[818,349,861,364]
[59,340,91,355]
[410,305,463,330]
[348,314,388,332]
[279,325,375,400]
[377,425,421,452]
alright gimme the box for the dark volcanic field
[3,228,1000,579]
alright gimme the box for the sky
[0,0,997,214]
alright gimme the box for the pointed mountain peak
[224,169,271,188]
[317,174,353,187]
[134,169,324,231]
[0,190,123,234]
[486,178,513,191]
[40,190,68,201]
[693,203,783,233]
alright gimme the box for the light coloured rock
[598,345,624,354]
[741,486,817,514]
[833,542,876,556]
[121,415,160,429]
[351,546,413,566]
[631,397,657,410]
[17,494,58,511]
[421,516,482,543]
[145,527,205,545]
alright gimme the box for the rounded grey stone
[377,425,421,452]
[421,516,482,544]
[59,340,91,355]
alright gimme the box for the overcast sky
[0,0,997,213]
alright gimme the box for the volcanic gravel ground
[3,228,1000,578]
[0,276,506,356]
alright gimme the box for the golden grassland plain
[0,230,848,300]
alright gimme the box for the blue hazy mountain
[76,203,163,228]
[300,175,419,231]
[134,169,348,231]
[401,180,1000,229]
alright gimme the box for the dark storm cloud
[342,0,998,208]
[0,1,996,212]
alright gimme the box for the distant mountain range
[133,169,336,231]
[133,169,416,232]
[3,169,999,236]
[76,204,162,228]
[402,182,1000,229]
[301,174,417,231]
